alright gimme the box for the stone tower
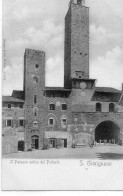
[24,49,45,150]
[64,0,89,89]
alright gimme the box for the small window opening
[49,118,54,125]
[49,103,55,110]
[35,64,39,68]
[34,95,37,104]
[20,120,24,126]
[8,104,11,108]
[7,120,12,127]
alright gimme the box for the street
[2,145,123,160]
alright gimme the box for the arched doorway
[31,135,39,149]
[95,121,120,144]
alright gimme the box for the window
[61,116,67,128]
[34,95,37,104]
[8,104,11,108]
[35,64,39,68]
[62,103,67,111]
[96,103,102,112]
[7,119,12,127]
[109,103,115,112]
[20,104,23,109]
[77,0,82,4]
[49,102,55,110]
[20,120,24,127]
[33,77,38,83]
[48,118,54,126]
[62,118,67,125]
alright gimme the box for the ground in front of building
[2,145,123,160]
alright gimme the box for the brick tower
[64,0,89,89]
[24,49,45,150]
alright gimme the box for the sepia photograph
[2,0,123,190]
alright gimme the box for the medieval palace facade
[2,0,123,153]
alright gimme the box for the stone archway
[95,120,120,144]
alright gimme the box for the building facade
[2,0,123,153]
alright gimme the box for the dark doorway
[18,140,24,151]
[35,139,39,149]
[64,139,67,148]
[49,139,56,148]
[95,121,120,144]
[31,135,39,149]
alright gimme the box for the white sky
[2,0,123,95]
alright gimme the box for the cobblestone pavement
[2,145,123,159]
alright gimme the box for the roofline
[118,93,123,105]
[72,78,96,81]
[95,90,121,94]
[2,96,25,103]
[45,88,71,92]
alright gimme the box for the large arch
[95,120,120,144]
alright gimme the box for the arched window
[96,103,102,112]
[49,102,55,110]
[61,116,67,127]
[34,95,37,104]
[48,118,55,126]
[62,102,67,111]
[109,103,115,112]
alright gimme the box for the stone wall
[2,107,25,153]
[24,49,45,150]
[2,135,18,154]
[71,4,89,78]
[64,5,72,89]
[64,2,89,89]
[44,91,72,131]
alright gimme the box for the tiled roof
[12,90,24,100]
[91,91,121,102]
[95,87,121,93]
[72,78,96,81]
[45,87,71,91]
[2,96,25,103]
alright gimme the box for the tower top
[69,0,85,7]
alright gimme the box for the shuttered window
[7,120,12,127]
[20,120,24,126]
